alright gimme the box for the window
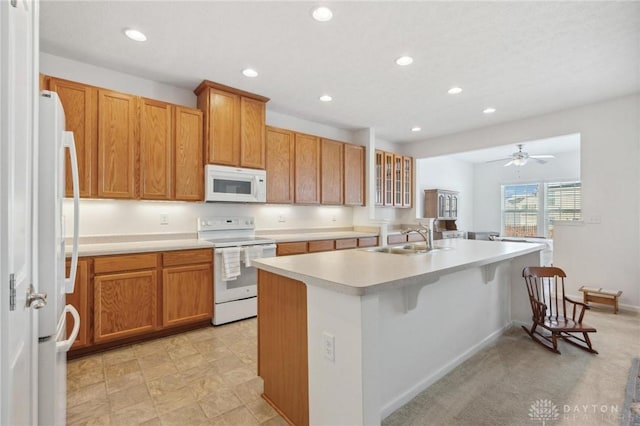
[545,181,581,238]
[502,184,540,237]
[502,181,581,238]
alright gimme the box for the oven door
[213,244,276,303]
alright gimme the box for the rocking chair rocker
[522,266,598,354]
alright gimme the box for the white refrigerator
[37,91,80,425]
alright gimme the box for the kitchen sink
[362,244,452,255]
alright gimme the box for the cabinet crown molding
[194,79,270,103]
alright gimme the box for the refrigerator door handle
[64,131,80,293]
[56,304,80,353]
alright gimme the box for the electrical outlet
[160,213,169,225]
[322,332,335,362]
[278,215,286,223]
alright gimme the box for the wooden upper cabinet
[294,133,321,204]
[201,87,239,166]
[320,139,344,205]
[265,126,295,204]
[48,77,97,198]
[140,98,172,200]
[240,97,266,169]
[344,144,365,206]
[174,107,203,201]
[195,80,269,169]
[97,89,138,199]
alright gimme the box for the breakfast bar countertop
[253,238,545,296]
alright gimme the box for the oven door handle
[214,244,277,255]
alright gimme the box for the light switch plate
[322,332,335,362]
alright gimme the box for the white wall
[473,150,580,233]
[41,53,196,106]
[64,199,354,236]
[42,53,360,236]
[414,156,475,232]
[404,94,640,307]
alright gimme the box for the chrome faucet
[401,222,433,250]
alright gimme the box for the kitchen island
[253,239,544,426]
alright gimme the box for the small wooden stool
[579,286,623,314]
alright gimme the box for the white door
[0,0,39,424]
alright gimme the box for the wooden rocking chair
[522,266,598,354]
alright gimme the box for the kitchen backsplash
[62,199,355,237]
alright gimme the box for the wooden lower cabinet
[66,259,91,350]
[68,249,214,356]
[358,237,378,248]
[335,238,357,250]
[276,241,308,256]
[163,263,213,327]
[307,240,334,253]
[387,234,408,245]
[258,270,309,426]
[278,237,380,256]
[93,269,158,343]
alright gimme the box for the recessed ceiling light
[411,127,422,132]
[319,95,333,102]
[483,107,496,114]
[124,28,147,42]
[395,56,414,66]
[242,68,258,78]
[312,6,333,22]
[448,87,463,95]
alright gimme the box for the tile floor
[66,318,287,426]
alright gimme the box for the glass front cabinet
[374,149,413,208]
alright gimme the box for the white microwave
[205,165,267,203]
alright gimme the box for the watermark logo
[529,399,559,424]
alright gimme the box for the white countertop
[66,239,214,257]
[253,239,545,296]
[259,231,378,243]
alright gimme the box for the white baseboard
[380,322,512,420]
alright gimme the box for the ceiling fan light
[513,158,527,166]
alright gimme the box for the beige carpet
[383,308,640,426]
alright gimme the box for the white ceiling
[448,133,580,164]
[40,1,640,143]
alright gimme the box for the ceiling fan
[487,144,555,167]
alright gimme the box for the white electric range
[197,216,276,325]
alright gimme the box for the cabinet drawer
[163,249,213,267]
[308,240,334,253]
[387,234,407,245]
[335,238,357,250]
[94,253,158,274]
[358,237,378,248]
[276,242,308,256]
[407,233,425,242]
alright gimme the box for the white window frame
[501,180,582,238]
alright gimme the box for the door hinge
[9,273,16,311]
[10,0,17,7]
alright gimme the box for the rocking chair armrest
[564,296,591,309]
[564,296,589,322]
[531,299,547,320]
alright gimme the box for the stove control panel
[197,216,255,231]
